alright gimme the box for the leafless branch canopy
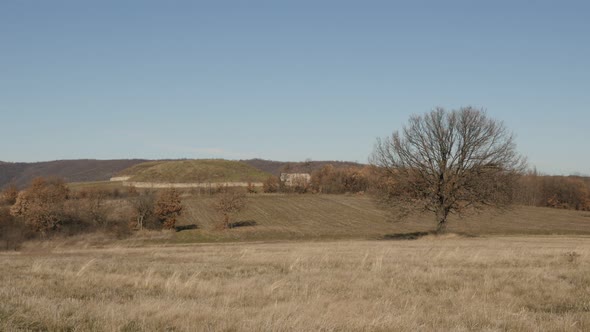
[370,107,526,232]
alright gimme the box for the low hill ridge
[117,159,271,183]
[0,158,366,189]
[0,159,148,188]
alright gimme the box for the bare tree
[130,192,155,231]
[371,107,526,233]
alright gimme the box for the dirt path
[121,181,263,188]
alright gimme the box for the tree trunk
[435,209,448,234]
[224,214,230,229]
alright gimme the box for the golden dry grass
[2,236,590,331]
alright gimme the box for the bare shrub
[129,192,156,231]
[102,200,134,238]
[83,189,109,229]
[263,176,280,193]
[247,182,258,194]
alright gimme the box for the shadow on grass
[381,231,432,240]
[175,224,198,232]
[380,231,479,240]
[229,220,257,228]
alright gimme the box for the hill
[118,159,272,183]
[240,158,366,176]
[0,159,147,189]
[0,158,366,189]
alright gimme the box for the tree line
[0,178,249,250]
[515,172,590,210]
[257,163,590,213]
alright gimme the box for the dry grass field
[3,194,590,331]
[2,236,590,331]
[172,194,590,243]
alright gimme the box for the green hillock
[118,159,271,183]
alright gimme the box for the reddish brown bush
[263,176,280,193]
[1,183,18,206]
[154,188,183,229]
[310,165,370,194]
[10,177,70,234]
[214,191,246,229]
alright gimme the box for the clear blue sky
[1,1,588,175]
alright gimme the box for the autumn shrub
[2,177,139,240]
[291,176,310,194]
[263,176,280,193]
[310,165,370,194]
[515,174,590,211]
[214,190,246,229]
[10,177,70,235]
[154,188,183,229]
[1,183,19,206]
[541,177,590,210]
